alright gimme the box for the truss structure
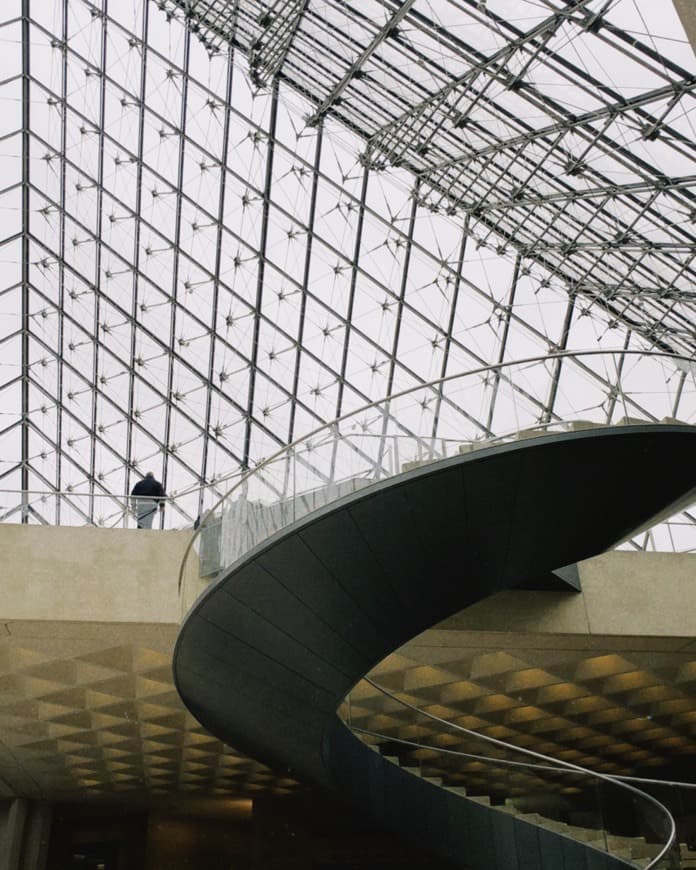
[0,0,694,531]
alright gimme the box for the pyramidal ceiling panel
[0,0,694,536]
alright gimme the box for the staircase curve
[173,359,696,869]
[345,678,693,868]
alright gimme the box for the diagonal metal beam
[485,254,522,435]
[542,295,576,424]
[24,282,243,488]
[161,25,191,521]
[87,0,109,525]
[335,161,369,420]
[125,0,149,502]
[181,0,241,55]
[39,10,696,308]
[21,0,30,522]
[385,183,419,397]
[420,80,696,177]
[467,175,696,214]
[288,121,323,444]
[166,0,238,55]
[242,79,279,469]
[200,41,235,516]
[363,0,596,167]
[24,237,269,465]
[55,0,68,520]
[249,0,308,88]
[306,0,418,126]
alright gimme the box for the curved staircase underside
[174,425,696,869]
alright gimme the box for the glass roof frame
[176,0,696,353]
[0,0,693,537]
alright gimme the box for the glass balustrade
[4,352,694,546]
[0,468,245,530]
[179,350,696,590]
[172,348,695,867]
[340,678,680,870]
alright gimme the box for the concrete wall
[0,525,199,625]
[438,551,696,638]
[0,524,693,638]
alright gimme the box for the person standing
[130,471,166,529]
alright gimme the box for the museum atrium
[0,0,695,868]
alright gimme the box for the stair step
[374,742,672,866]
[466,795,491,806]
[680,843,696,869]
[521,813,555,827]
[680,842,696,859]
[564,825,603,844]
[536,819,569,835]
[447,786,496,806]
[397,764,443,786]
[622,840,654,859]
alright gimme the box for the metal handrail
[174,348,691,865]
[350,677,678,869]
[0,489,178,528]
[177,348,696,593]
[351,726,696,792]
[0,467,247,528]
[0,471,245,505]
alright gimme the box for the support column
[20,802,52,870]
[0,798,27,870]
[0,799,52,870]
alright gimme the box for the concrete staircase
[376,749,682,869]
[681,846,696,868]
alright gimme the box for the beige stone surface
[3,528,693,637]
[580,551,696,636]
[0,525,197,624]
[0,619,292,802]
[438,589,590,634]
[437,552,696,638]
[0,528,694,803]
[0,526,293,802]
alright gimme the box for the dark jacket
[131,477,166,500]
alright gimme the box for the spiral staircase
[352,694,696,869]
[369,749,671,867]
[174,423,696,869]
